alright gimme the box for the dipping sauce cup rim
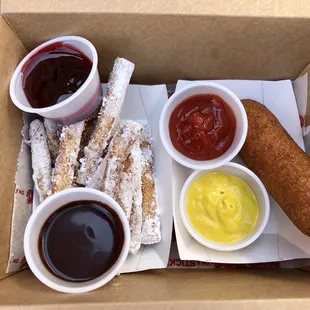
[159,82,248,170]
[179,162,270,252]
[24,188,130,293]
[10,35,98,114]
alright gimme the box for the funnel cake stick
[77,58,135,185]
[43,118,61,165]
[101,121,142,198]
[29,119,52,202]
[52,121,84,193]
[127,141,143,254]
[140,126,161,245]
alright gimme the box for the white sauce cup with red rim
[10,36,102,124]
[159,82,248,170]
[24,188,130,293]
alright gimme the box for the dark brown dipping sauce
[39,201,124,282]
[22,42,92,109]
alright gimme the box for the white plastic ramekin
[24,188,130,293]
[10,36,102,124]
[180,163,270,252]
[159,82,247,170]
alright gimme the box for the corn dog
[101,121,142,198]
[29,119,52,202]
[240,99,310,236]
[52,121,84,193]
[77,58,135,185]
[140,126,161,245]
[43,118,61,165]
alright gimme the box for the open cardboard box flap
[3,0,310,84]
[2,1,310,308]
[3,0,310,17]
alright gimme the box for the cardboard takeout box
[1,0,310,308]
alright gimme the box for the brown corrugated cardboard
[0,16,26,280]
[1,269,310,309]
[2,0,310,17]
[2,0,310,308]
[2,13,310,84]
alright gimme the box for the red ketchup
[22,42,92,109]
[169,94,236,160]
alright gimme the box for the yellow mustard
[186,172,259,244]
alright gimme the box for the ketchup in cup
[169,94,236,160]
[22,42,92,109]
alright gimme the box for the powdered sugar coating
[86,157,107,190]
[43,118,61,165]
[52,121,84,193]
[29,119,52,202]
[102,121,142,198]
[140,125,161,245]
[117,153,136,220]
[128,141,143,254]
[140,126,153,165]
[77,58,135,185]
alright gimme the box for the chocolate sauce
[22,42,92,109]
[39,201,124,282]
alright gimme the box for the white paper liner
[8,84,173,274]
[6,126,33,273]
[293,73,310,155]
[167,242,310,269]
[173,79,310,267]
[6,76,310,273]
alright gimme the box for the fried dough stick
[52,121,84,193]
[116,140,143,254]
[43,118,61,166]
[77,58,135,185]
[140,126,161,245]
[29,119,52,202]
[101,121,142,198]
